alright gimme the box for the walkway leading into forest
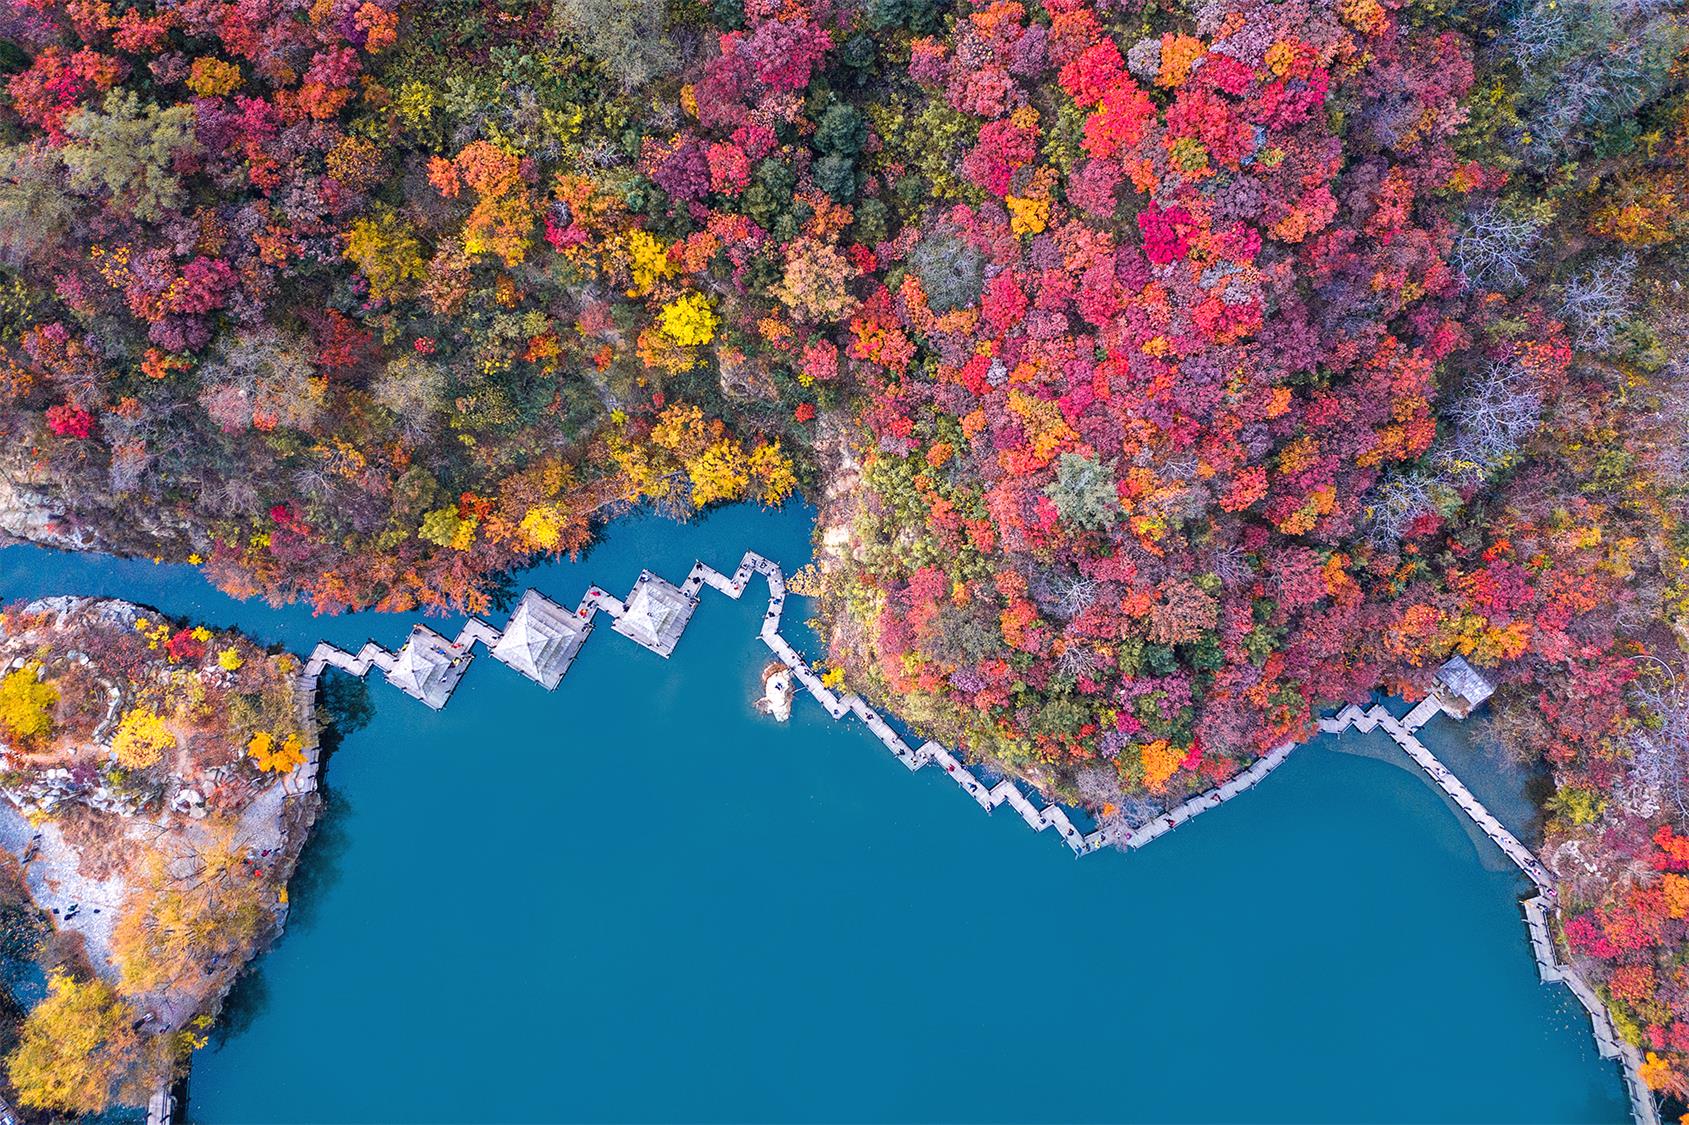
[144,1084,172,1125]
[281,551,1313,856]
[1319,703,1660,1125]
[277,550,1657,1125]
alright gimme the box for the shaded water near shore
[0,504,1628,1122]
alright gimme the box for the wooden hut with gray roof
[490,590,589,689]
[1432,655,1495,719]
[611,571,698,657]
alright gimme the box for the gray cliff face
[0,463,198,555]
[0,472,90,550]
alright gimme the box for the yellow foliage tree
[518,504,567,550]
[605,432,675,503]
[1005,194,1050,236]
[434,141,534,266]
[343,211,426,302]
[635,324,703,373]
[0,662,56,745]
[623,229,673,297]
[1139,739,1183,793]
[747,441,798,506]
[111,706,175,769]
[6,971,141,1115]
[650,402,709,458]
[184,57,242,97]
[112,843,270,997]
[1451,615,1531,665]
[1639,1051,1686,1096]
[658,292,717,346]
[685,439,750,507]
[464,190,536,266]
[247,731,305,774]
[419,506,477,551]
[1665,873,1689,920]
[393,79,440,129]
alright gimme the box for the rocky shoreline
[0,596,318,1116]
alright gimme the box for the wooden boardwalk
[145,1083,173,1125]
[1319,704,1554,893]
[282,552,1332,857]
[1320,703,1660,1125]
[276,554,1658,1124]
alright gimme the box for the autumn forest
[0,0,1688,1113]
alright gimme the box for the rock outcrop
[0,595,319,1113]
[755,661,795,721]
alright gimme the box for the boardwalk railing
[284,552,1308,856]
[1320,703,1660,1125]
[277,551,1658,1125]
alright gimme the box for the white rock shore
[756,662,795,722]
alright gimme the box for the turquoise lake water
[0,504,1629,1122]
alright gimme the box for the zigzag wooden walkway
[1320,703,1659,1125]
[1319,704,1555,893]
[275,551,1658,1124]
[282,551,1305,857]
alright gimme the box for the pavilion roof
[1437,654,1494,705]
[387,637,446,693]
[492,603,549,672]
[491,592,586,686]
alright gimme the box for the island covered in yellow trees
[0,597,313,1116]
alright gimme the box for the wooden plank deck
[274,552,1660,1125]
[1321,703,1659,1125]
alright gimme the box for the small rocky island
[756,661,796,723]
[0,597,316,1118]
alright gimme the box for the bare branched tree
[372,354,446,445]
[1204,541,1254,589]
[551,0,676,89]
[576,139,625,170]
[1055,636,1101,681]
[1454,203,1544,290]
[1053,574,1098,619]
[202,474,263,520]
[1436,361,1544,480]
[1364,472,1437,548]
[1070,765,1154,848]
[1525,62,1626,155]
[1501,0,1571,77]
[291,465,338,504]
[1645,350,1689,492]
[1501,0,1686,164]
[1559,254,1636,351]
[106,440,153,495]
[1073,765,1122,807]
[1626,657,1689,830]
[197,326,322,433]
[1029,565,1098,622]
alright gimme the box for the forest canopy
[0,0,1688,1105]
